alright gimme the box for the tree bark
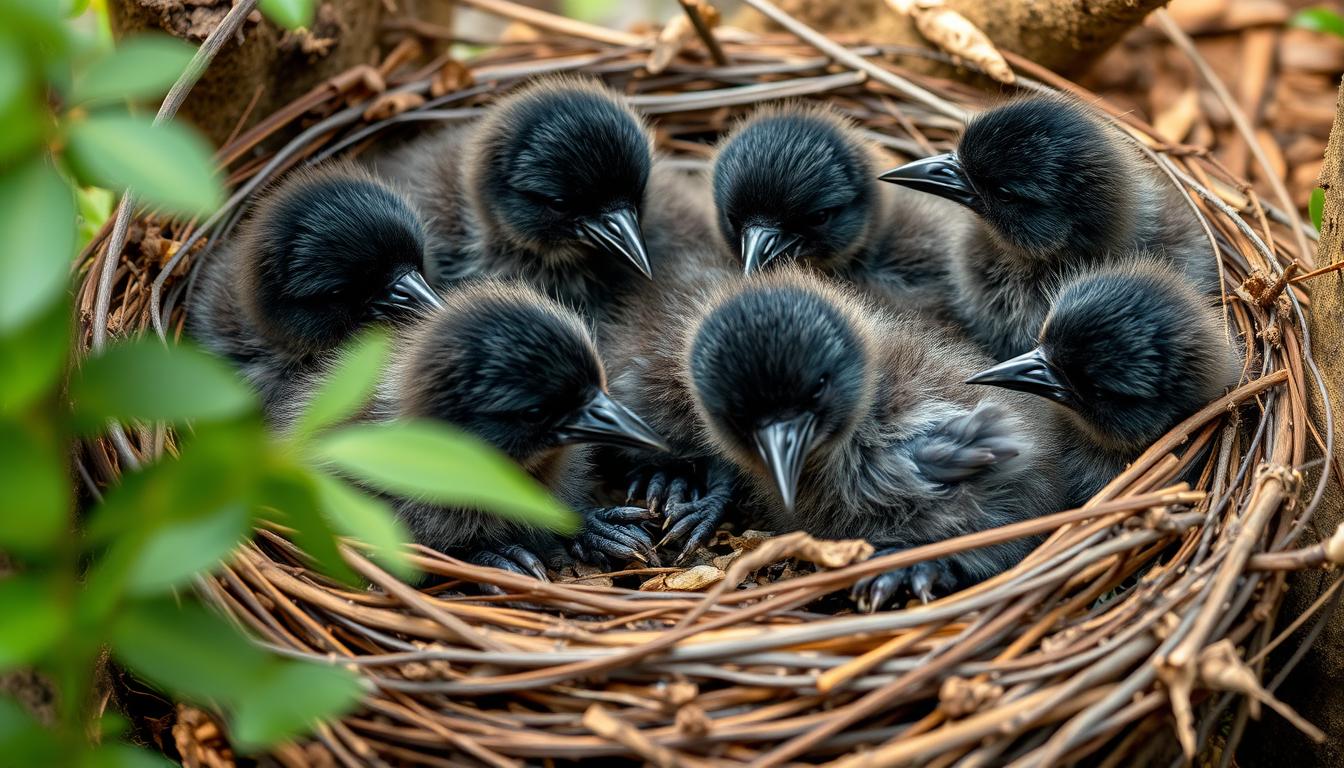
[108,0,447,147]
[1238,78,1344,768]
[734,0,1171,77]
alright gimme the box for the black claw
[470,547,548,581]
[625,475,642,504]
[667,477,689,507]
[646,472,668,514]
[850,553,959,611]
[595,505,659,524]
[501,544,548,581]
[674,519,718,565]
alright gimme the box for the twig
[677,0,729,66]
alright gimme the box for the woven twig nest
[76,8,1337,766]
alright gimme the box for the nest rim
[74,11,1335,767]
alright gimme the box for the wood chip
[639,565,724,591]
[1154,87,1200,143]
[363,91,426,122]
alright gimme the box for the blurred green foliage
[1310,187,1325,232]
[1290,6,1344,38]
[1,0,574,763]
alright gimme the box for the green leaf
[64,113,222,216]
[0,697,60,766]
[1310,187,1325,232]
[1290,7,1344,38]
[70,338,255,430]
[314,420,577,533]
[294,329,390,439]
[0,42,45,167]
[126,502,250,595]
[72,35,196,105]
[259,0,315,29]
[0,159,75,332]
[312,472,414,580]
[0,298,69,413]
[0,575,66,670]
[231,661,363,751]
[0,417,69,556]
[0,0,68,55]
[77,185,113,249]
[83,744,176,768]
[111,598,269,705]
[258,467,359,585]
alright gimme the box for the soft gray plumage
[187,163,429,415]
[283,280,667,575]
[969,258,1241,504]
[597,164,743,560]
[712,103,963,319]
[684,268,1066,608]
[880,97,1219,360]
[373,76,657,322]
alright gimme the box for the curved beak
[878,152,981,211]
[555,389,670,453]
[368,270,442,320]
[577,206,652,279]
[966,347,1079,409]
[740,225,801,275]
[753,412,818,513]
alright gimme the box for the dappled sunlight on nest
[76,1,1339,764]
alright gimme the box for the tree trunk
[1238,78,1344,768]
[108,0,450,147]
[735,0,1171,76]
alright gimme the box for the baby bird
[376,76,655,319]
[685,268,1064,609]
[711,103,959,316]
[967,259,1240,504]
[601,238,744,564]
[363,280,671,574]
[188,164,438,412]
[879,97,1219,360]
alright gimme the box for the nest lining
[75,8,1336,766]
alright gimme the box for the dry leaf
[431,59,473,99]
[363,92,426,122]
[640,565,724,591]
[884,0,1014,84]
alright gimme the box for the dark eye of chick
[805,207,839,228]
[810,374,830,404]
[518,403,548,423]
[519,189,570,215]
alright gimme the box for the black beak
[878,152,981,211]
[966,347,1079,409]
[368,270,442,320]
[740,224,801,275]
[576,206,652,279]
[555,389,670,453]
[753,412,818,513]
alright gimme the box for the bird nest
[75,3,1340,765]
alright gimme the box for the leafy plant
[1,0,573,763]
[1290,7,1344,39]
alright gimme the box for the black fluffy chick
[340,280,671,575]
[711,103,959,317]
[879,96,1219,360]
[599,203,744,562]
[685,268,1065,609]
[375,76,655,320]
[188,163,438,412]
[968,258,1240,503]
